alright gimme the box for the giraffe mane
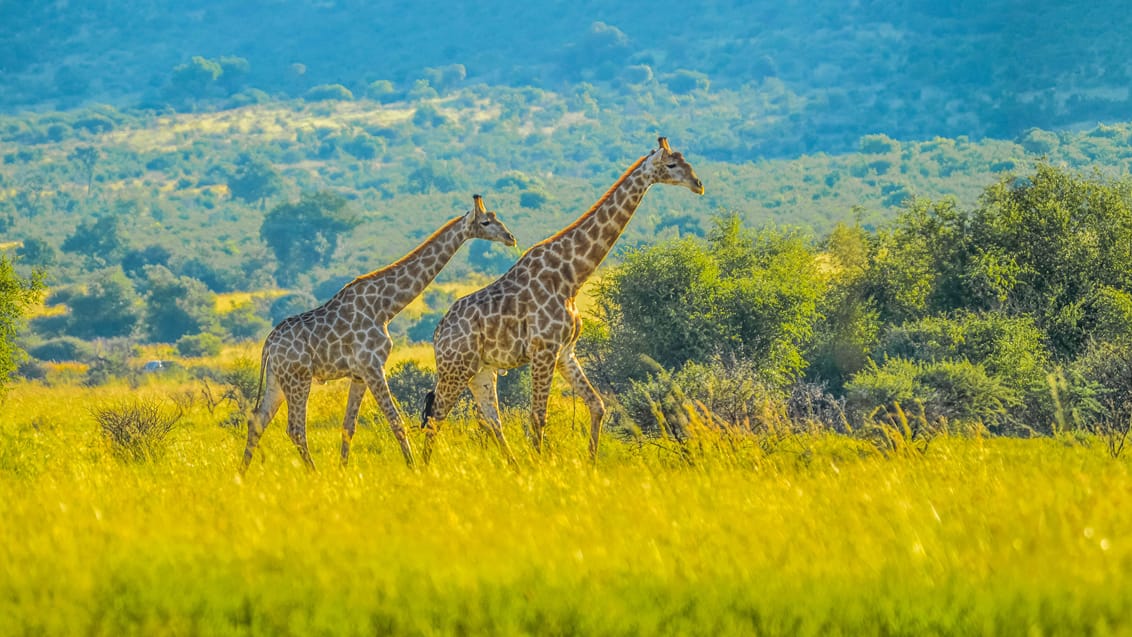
[538,154,647,245]
[345,215,463,286]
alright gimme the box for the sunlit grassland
[2,377,1130,636]
[214,289,290,314]
[97,96,501,155]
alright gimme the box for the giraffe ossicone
[241,194,516,472]
[422,137,704,464]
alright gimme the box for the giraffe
[241,195,517,472]
[421,138,703,463]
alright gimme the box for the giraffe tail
[251,349,269,413]
[420,390,436,428]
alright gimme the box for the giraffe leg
[363,367,415,467]
[469,367,517,466]
[528,344,560,454]
[422,352,478,464]
[241,378,284,473]
[282,378,316,471]
[557,348,606,461]
[339,380,366,467]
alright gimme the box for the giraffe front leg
[558,348,606,462]
[528,344,560,455]
[469,367,517,466]
[364,369,415,467]
[340,380,367,467]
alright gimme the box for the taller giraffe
[422,138,703,462]
[241,195,516,472]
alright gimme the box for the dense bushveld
[1,372,1130,636]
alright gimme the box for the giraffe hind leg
[421,358,477,464]
[527,345,560,455]
[241,378,284,473]
[282,376,315,471]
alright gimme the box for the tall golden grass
[1,373,1130,635]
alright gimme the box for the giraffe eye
[666,163,678,169]
[480,220,492,226]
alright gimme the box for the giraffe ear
[658,137,672,154]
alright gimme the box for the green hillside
[4,1,1132,153]
[3,91,1131,293]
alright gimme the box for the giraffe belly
[480,318,529,369]
[483,347,528,370]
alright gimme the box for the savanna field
[9,3,1132,635]
[2,358,1130,637]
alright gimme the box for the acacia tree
[260,191,361,286]
[66,267,143,339]
[228,157,281,208]
[0,255,44,396]
[62,215,125,269]
[68,146,99,196]
[140,265,218,343]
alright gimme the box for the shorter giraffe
[422,138,703,463]
[241,195,516,472]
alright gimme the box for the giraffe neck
[540,156,652,294]
[347,215,468,317]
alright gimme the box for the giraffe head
[465,194,517,246]
[642,137,704,195]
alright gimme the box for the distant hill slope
[4,88,1132,295]
[4,1,1132,155]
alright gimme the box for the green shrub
[72,114,114,134]
[367,80,396,101]
[198,356,260,425]
[387,360,436,416]
[619,357,779,438]
[519,189,550,209]
[176,332,223,357]
[917,359,1015,424]
[1072,339,1132,408]
[845,358,921,418]
[27,336,92,362]
[1018,128,1059,154]
[304,84,354,102]
[846,357,1020,429]
[494,171,542,191]
[1092,286,1132,341]
[496,367,531,411]
[859,134,898,154]
[219,304,270,342]
[341,133,385,159]
[876,312,1049,391]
